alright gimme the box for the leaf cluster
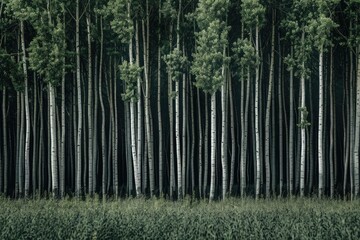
[163,47,188,81]
[232,38,258,74]
[192,20,229,94]
[28,19,65,86]
[120,60,142,102]
[240,0,265,29]
[0,48,24,91]
[105,0,134,44]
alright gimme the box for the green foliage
[232,38,257,74]
[105,0,134,44]
[192,0,229,94]
[0,49,24,91]
[120,61,142,102]
[0,198,360,239]
[240,0,265,29]
[28,20,65,86]
[164,47,188,81]
[195,0,229,29]
[297,107,311,129]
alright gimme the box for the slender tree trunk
[142,14,154,196]
[76,0,83,197]
[182,70,187,197]
[19,93,25,197]
[255,25,261,199]
[157,2,163,195]
[49,84,58,197]
[264,16,275,198]
[2,88,8,195]
[86,11,94,196]
[329,47,334,198]
[20,21,30,198]
[318,46,324,198]
[278,35,284,196]
[197,89,203,198]
[135,21,143,196]
[353,45,360,197]
[203,94,209,196]
[209,92,216,201]
[229,75,235,195]
[174,0,183,199]
[241,68,251,197]
[220,48,228,199]
[99,17,107,196]
[289,47,294,196]
[168,24,175,198]
[300,31,306,197]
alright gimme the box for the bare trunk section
[318,47,324,198]
[2,88,8,194]
[86,11,94,196]
[255,25,261,199]
[75,0,83,197]
[209,92,216,201]
[354,45,360,197]
[20,21,30,198]
[264,16,275,198]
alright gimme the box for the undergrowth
[0,197,359,239]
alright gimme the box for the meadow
[0,197,360,239]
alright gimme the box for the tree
[192,0,229,201]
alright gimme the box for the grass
[0,197,360,239]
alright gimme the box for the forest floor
[0,197,360,239]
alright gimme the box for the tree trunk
[264,16,275,198]
[2,88,8,194]
[241,68,250,197]
[353,44,360,197]
[209,92,216,201]
[318,46,324,198]
[289,47,294,196]
[329,47,334,198]
[300,31,306,197]
[20,21,30,198]
[86,11,94,196]
[278,35,284,196]
[229,75,235,195]
[220,48,228,199]
[142,14,154,196]
[76,0,83,197]
[197,89,203,198]
[255,25,261,199]
[157,2,163,195]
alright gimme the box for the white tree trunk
[142,15,154,196]
[318,47,324,198]
[264,18,275,198]
[241,68,250,197]
[157,6,163,194]
[220,50,228,200]
[255,25,261,199]
[86,12,94,196]
[21,21,30,198]
[354,45,360,197]
[135,21,143,195]
[49,84,58,197]
[289,47,294,196]
[75,0,82,197]
[197,89,203,197]
[209,92,216,201]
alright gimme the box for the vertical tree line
[1,0,360,200]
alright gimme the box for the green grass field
[0,197,360,239]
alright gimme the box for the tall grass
[0,197,359,239]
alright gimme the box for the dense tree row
[1,0,360,200]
